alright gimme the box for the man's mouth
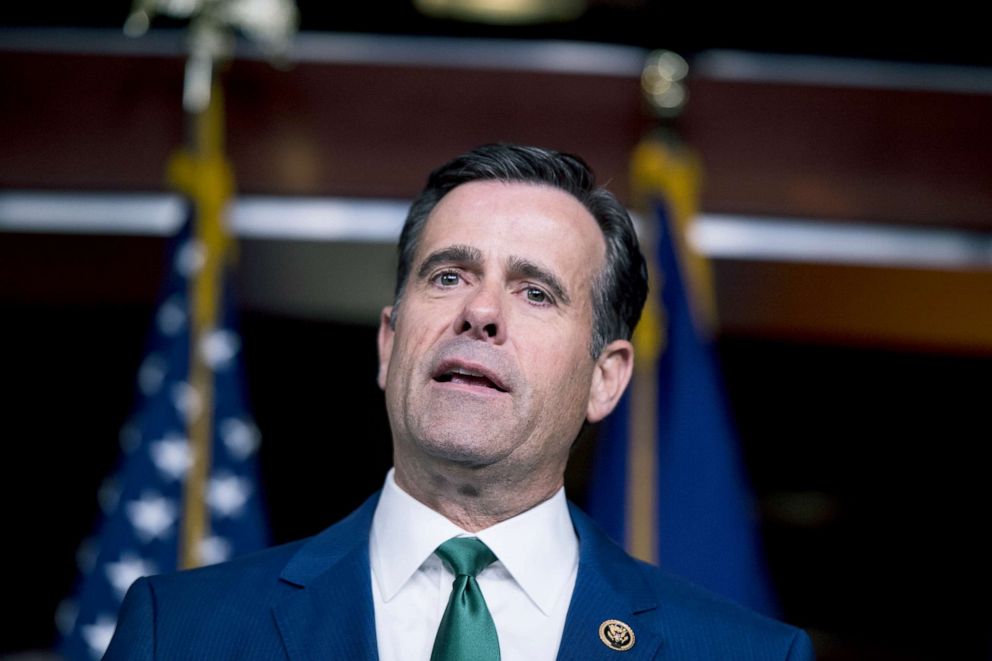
[433,364,508,393]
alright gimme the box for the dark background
[7,299,989,659]
[5,1,992,66]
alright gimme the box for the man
[106,144,814,660]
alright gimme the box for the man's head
[392,144,648,358]
[377,144,647,500]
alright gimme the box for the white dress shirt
[370,469,579,661]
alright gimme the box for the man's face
[377,180,615,479]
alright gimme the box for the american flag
[59,208,268,659]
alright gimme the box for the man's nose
[454,283,506,343]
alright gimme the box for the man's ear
[376,306,394,391]
[586,339,634,423]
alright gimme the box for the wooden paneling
[2,34,991,351]
[0,49,649,200]
[683,78,992,230]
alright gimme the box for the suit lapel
[556,505,665,661]
[272,494,381,661]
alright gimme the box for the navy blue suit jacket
[105,493,814,660]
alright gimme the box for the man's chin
[421,389,514,420]
[414,426,515,469]
[396,393,521,467]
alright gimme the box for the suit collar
[279,492,381,587]
[273,493,381,661]
[556,504,665,660]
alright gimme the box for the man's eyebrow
[416,245,483,279]
[506,256,571,306]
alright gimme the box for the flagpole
[169,78,235,569]
[157,4,238,570]
[625,50,701,564]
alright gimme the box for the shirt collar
[472,484,578,616]
[369,468,578,616]
[370,469,464,603]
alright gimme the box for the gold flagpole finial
[124,0,299,113]
[641,50,689,120]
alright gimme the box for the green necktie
[430,537,501,661]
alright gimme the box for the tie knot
[435,537,497,577]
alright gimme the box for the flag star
[137,353,167,396]
[82,614,118,659]
[125,492,178,542]
[198,536,232,565]
[220,418,261,460]
[199,328,240,370]
[175,239,205,276]
[105,553,157,600]
[150,434,193,481]
[171,381,203,424]
[207,474,251,518]
[156,295,187,336]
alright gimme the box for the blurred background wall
[2,3,990,659]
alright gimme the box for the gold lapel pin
[598,619,635,651]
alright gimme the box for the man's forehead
[414,180,605,265]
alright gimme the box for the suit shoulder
[632,560,813,658]
[144,539,306,606]
[139,494,379,613]
[567,502,813,657]
[108,541,312,660]
[109,498,381,660]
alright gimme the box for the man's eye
[525,287,548,303]
[435,272,460,287]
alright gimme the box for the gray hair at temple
[392,143,649,358]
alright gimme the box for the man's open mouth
[433,366,508,393]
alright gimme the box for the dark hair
[393,143,648,357]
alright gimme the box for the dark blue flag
[587,139,778,616]
[59,208,268,659]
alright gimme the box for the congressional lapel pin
[598,619,635,651]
